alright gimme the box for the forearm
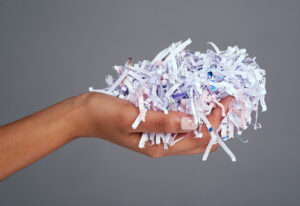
[0,93,86,180]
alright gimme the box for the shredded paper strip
[89,39,267,161]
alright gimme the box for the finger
[142,132,203,157]
[157,129,218,157]
[174,97,234,157]
[132,96,234,133]
[207,96,235,130]
[128,125,217,158]
[166,127,212,156]
[175,143,220,156]
[133,110,198,133]
[210,96,235,117]
[116,132,191,158]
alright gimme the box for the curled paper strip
[89,39,267,161]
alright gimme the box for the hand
[75,92,234,158]
[0,91,233,180]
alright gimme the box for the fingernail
[181,116,198,130]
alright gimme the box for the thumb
[133,111,198,133]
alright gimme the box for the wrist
[66,92,93,140]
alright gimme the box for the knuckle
[213,106,222,116]
[155,115,173,132]
[193,147,205,154]
[201,144,209,151]
[147,150,162,159]
[209,113,219,124]
[199,143,219,154]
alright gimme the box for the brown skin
[0,92,234,180]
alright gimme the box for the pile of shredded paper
[89,39,267,161]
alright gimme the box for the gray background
[0,0,299,205]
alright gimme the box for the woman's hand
[75,92,234,158]
[0,91,233,180]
